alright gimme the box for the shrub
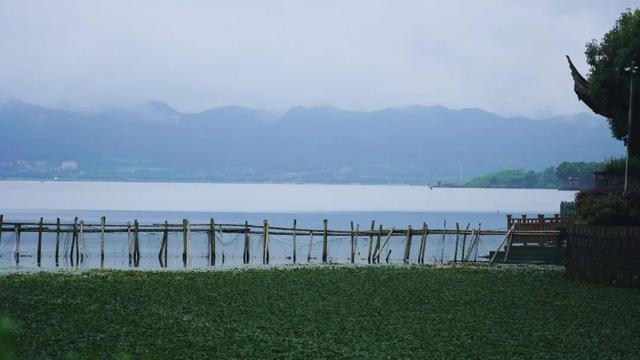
[575,189,640,226]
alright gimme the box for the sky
[0,0,637,118]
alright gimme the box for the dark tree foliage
[555,161,603,181]
[585,8,640,141]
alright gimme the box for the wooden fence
[0,214,561,269]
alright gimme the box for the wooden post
[374,225,382,263]
[127,222,132,266]
[489,224,514,265]
[262,219,269,265]
[440,220,446,264]
[461,223,470,262]
[37,217,43,266]
[417,226,424,264]
[307,231,313,262]
[71,217,78,263]
[100,216,106,267]
[14,224,20,265]
[463,229,475,262]
[474,223,481,263]
[385,249,392,263]
[163,221,168,266]
[209,218,216,266]
[419,223,428,264]
[55,218,60,266]
[350,221,355,264]
[403,225,412,264]
[159,221,168,265]
[182,219,188,267]
[322,219,328,263]
[367,220,375,263]
[79,220,85,264]
[75,217,80,264]
[187,220,191,265]
[0,214,3,245]
[243,221,250,264]
[292,219,297,264]
[503,224,515,263]
[134,219,140,266]
[219,225,225,264]
[354,224,360,259]
[373,228,395,260]
[453,222,460,263]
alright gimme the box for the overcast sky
[0,1,637,117]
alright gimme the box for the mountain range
[0,99,625,184]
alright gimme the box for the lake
[0,180,575,269]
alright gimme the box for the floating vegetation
[0,266,639,358]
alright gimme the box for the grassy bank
[1,266,639,359]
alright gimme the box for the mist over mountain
[0,99,624,184]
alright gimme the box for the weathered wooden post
[503,224,515,263]
[262,220,268,264]
[55,218,60,266]
[182,219,189,267]
[307,230,313,262]
[100,216,106,267]
[71,217,78,263]
[76,218,81,264]
[209,218,216,266]
[440,220,446,264]
[489,224,514,265]
[219,225,225,264]
[350,221,355,264]
[354,224,360,257]
[14,224,20,265]
[292,219,297,264]
[243,221,250,264]
[474,223,481,263]
[373,227,395,260]
[164,220,170,265]
[367,220,375,263]
[463,229,474,262]
[37,217,43,266]
[374,225,382,263]
[453,222,460,263]
[158,221,168,265]
[322,219,328,263]
[403,225,412,264]
[134,219,140,266]
[419,223,428,264]
[79,220,85,264]
[355,224,360,261]
[127,222,132,266]
[461,223,470,262]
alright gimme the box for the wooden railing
[507,214,562,227]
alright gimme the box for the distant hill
[0,99,625,184]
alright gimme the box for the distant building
[61,160,78,170]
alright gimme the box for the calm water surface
[0,181,575,270]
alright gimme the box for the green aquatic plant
[0,267,639,359]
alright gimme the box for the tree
[568,8,640,158]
